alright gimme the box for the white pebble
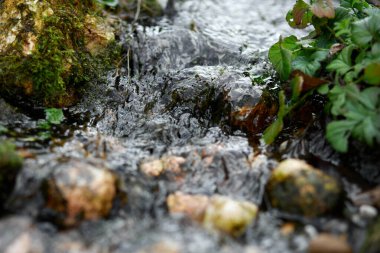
[360,205,378,219]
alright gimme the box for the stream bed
[0,0,379,252]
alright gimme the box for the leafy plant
[37,108,65,140]
[265,0,380,152]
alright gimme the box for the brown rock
[266,159,342,217]
[353,186,380,208]
[308,234,352,253]
[167,192,209,222]
[140,159,164,177]
[45,159,117,227]
[136,241,181,253]
[203,195,258,237]
[140,156,185,178]
[167,192,258,236]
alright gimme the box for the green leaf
[291,75,304,101]
[262,91,287,144]
[317,84,330,94]
[326,46,353,75]
[351,12,380,47]
[292,49,329,76]
[263,118,284,145]
[364,63,380,85]
[45,108,65,125]
[340,0,370,11]
[361,87,380,109]
[328,85,347,116]
[269,38,293,80]
[334,18,352,37]
[326,120,356,153]
[286,0,313,29]
[281,35,301,51]
[351,116,379,146]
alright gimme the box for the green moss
[0,0,120,107]
[0,141,23,207]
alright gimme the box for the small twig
[133,0,142,23]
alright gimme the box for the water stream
[0,0,377,252]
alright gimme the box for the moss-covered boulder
[266,159,342,217]
[0,0,118,107]
[0,141,23,208]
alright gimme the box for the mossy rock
[0,141,23,208]
[0,0,120,107]
[266,159,342,217]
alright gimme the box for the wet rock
[0,99,30,125]
[266,159,342,217]
[0,216,46,253]
[167,192,209,222]
[353,186,380,208]
[140,156,185,178]
[0,0,117,107]
[167,192,258,236]
[308,234,352,253]
[203,195,258,237]
[0,141,23,208]
[360,217,380,253]
[44,159,117,227]
[359,205,378,219]
[136,240,181,253]
[52,234,105,253]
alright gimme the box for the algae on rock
[0,0,119,107]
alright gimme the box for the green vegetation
[0,0,120,107]
[37,108,66,140]
[264,0,380,152]
[0,141,23,206]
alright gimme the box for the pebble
[308,234,352,253]
[359,205,378,219]
[45,159,117,227]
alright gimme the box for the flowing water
[0,0,377,252]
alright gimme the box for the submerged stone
[167,192,258,237]
[0,0,118,107]
[44,159,117,227]
[308,233,352,253]
[140,156,185,178]
[266,159,342,217]
[0,216,46,253]
[167,192,209,222]
[203,195,258,237]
